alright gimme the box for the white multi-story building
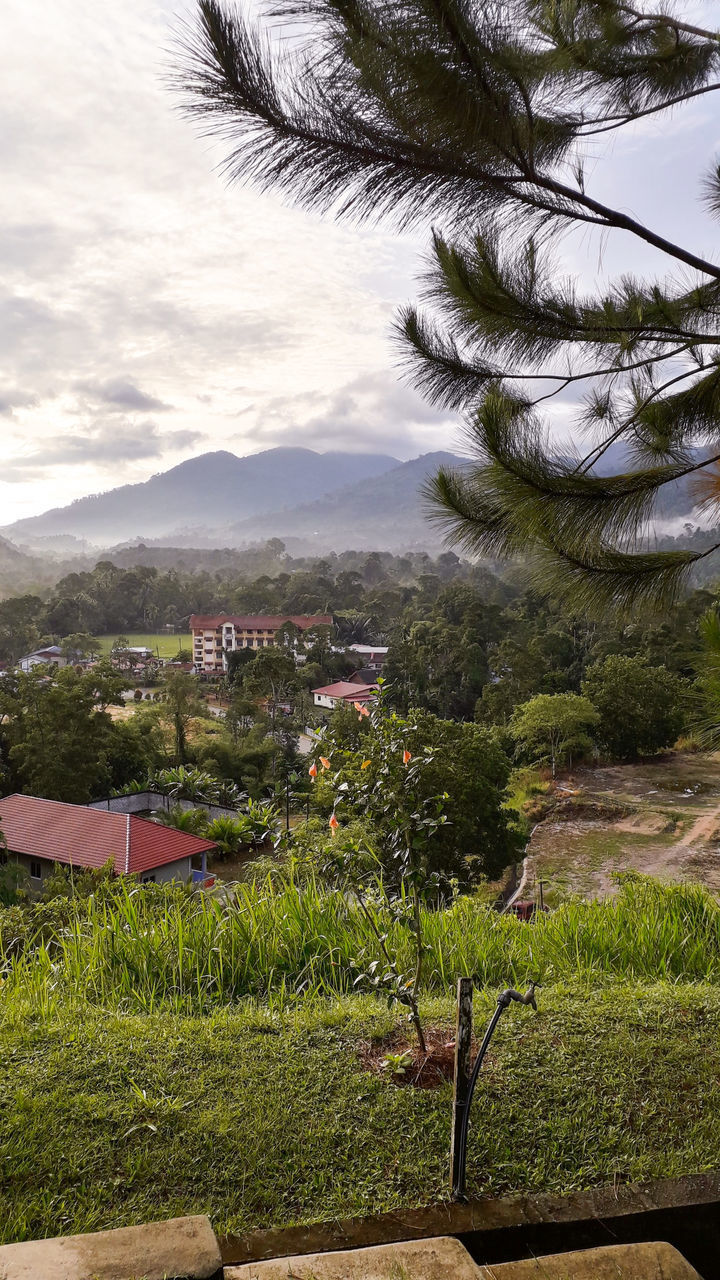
[190,613,333,674]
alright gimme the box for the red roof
[313,681,378,702]
[190,614,332,630]
[0,795,216,875]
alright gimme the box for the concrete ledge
[225,1236,483,1280]
[0,1214,222,1280]
[480,1241,701,1278]
[224,1240,700,1280]
[219,1172,720,1265]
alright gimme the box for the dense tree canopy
[510,692,600,776]
[0,666,129,803]
[581,654,687,759]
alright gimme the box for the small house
[312,680,379,710]
[0,794,216,890]
[17,646,68,672]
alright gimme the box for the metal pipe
[452,983,537,1200]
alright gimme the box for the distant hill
[1,448,400,547]
[5,441,708,562]
[225,451,465,551]
[0,534,60,599]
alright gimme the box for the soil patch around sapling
[361,1024,468,1089]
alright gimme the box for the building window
[142,874,156,884]
[29,859,42,880]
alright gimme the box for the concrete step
[0,1214,222,1280]
[224,1236,482,1279]
[224,1237,702,1280]
[479,1242,702,1278]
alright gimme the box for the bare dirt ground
[525,752,720,902]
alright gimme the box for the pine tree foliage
[175,0,720,610]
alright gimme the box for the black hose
[454,984,537,1199]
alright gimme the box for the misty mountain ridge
[1,448,400,547]
[2,442,715,560]
[2,447,464,553]
[225,451,463,551]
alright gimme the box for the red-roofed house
[0,794,216,890]
[190,613,333,673]
[312,680,379,711]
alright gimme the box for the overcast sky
[1,1,718,524]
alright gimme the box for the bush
[314,704,522,885]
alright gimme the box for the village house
[190,613,332,673]
[348,644,388,672]
[125,645,155,662]
[17,645,68,672]
[312,679,379,711]
[0,794,216,890]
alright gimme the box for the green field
[98,633,192,659]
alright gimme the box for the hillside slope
[225,451,465,551]
[1,448,400,546]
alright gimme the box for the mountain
[224,451,465,551]
[0,534,64,598]
[5,441,713,562]
[1,448,400,547]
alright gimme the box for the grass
[4,874,720,1244]
[4,875,720,1015]
[98,633,192,659]
[2,984,720,1243]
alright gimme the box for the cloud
[240,371,460,459]
[0,0,715,526]
[0,387,38,417]
[76,378,172,413]
[4,420,204,472]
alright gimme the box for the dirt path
[523,754,720,901]
[678,808,720,848]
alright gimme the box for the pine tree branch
[573,365,708,474]
[525,172,720,278]
[615,4,720,44]
[519,342,694,394]
[577,82,720,136]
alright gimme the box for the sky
[0,0,718,525]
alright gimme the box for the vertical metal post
[450,977,473,1199]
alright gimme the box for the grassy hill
[3,984,719,1243]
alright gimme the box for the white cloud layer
[0,0,717,523]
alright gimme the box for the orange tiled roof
[312,681,378,701]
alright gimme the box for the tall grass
[2,874,720,1017]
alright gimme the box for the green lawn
[3,984,720,1244]
[98,633,192,659]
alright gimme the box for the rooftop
[312,680,378,702]
[0,794,216,875]
[190,613,332,631]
